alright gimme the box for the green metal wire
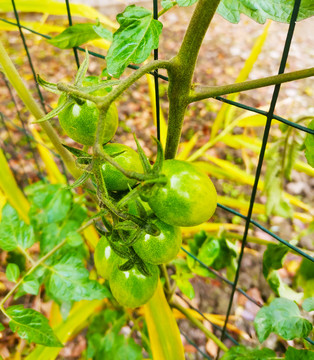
[64,0,80,68]
[1,0,313,352]
[218,0,303,351]
[181,331,213,359]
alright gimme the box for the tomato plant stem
[189,67,314,102]
[165,0,221,159]
[171,300,229,352]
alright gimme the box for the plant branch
[189,67,314,102]
[165,0,221,159]
[171,300,228,352]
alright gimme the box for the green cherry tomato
[58,80,118,146]
[148,159,217,227]
[133,218,182,265]
[101,143,143,191]
[94,236,121,280]
[109,263,159,308]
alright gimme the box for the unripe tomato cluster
[58,79,217,308]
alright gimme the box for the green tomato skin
[109,263,159,308]
[101,143,143,191]
[133,218,182,265]
[148,160,217,227]
[58,80,118,146]
[94,236,120,280]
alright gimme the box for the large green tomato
[58,80,118,146]
[109,263,159,308]
[133,218,182,265]
[101,143,143,191]
[94,236,121,280]
[147,160,217,227]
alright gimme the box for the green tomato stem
[189,67,314,102]
[165,0,221,159]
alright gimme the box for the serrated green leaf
[197,238,220,266]
[285,346,314,360]
[37,75,62,95]
[46,254,110,302]
[267,271,303,302]
[220,345,276,360]
[302,297,314,312]
[6,263,20,283]
[0,204,35,251]
[6,305,62,347]
[263,244,289,278]
[45,189,72,223]
[177,0,198,6]
[217,0,314,24]
[106,5,163,78]
[22,279,40,295]
[161,0,176,10]
[254,298,312,343]
[47,22,112,49]
[305,120,314,168]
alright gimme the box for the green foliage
[302,297,314,312]
[6,263,20,283]
[172,259,195,299]
[305,120,314,167]
[285,346,314,360]
[297,259,314,298]
[0,204,35,251]
[254,298,312,343]
[218,0,314,24]
[6,305,62,347]
[220,345,275,360]
[86,309,142,360]
[187,231,237,277]
[47,22,112,49]
[106,5,163,77]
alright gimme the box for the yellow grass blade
[202,155,311,213]
[146,74,168,147]
[0,0,117,30]
[177,133,198,160]
[211,21,271,138]
[181,223,245,237]
[144,280,185,360]
[0,20,65,34]
[0,188,6,220]
[0,148,29,223]
[26,300,104,360]
[30,126,66,184]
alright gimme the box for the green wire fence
[1,0,314,358]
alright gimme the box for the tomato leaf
[0,204,35,251]
[133,134,151,174]
[305,120,314,168]
[21,279,40,295]
[46,253,110,302]
[302,297,314,312]
[161,0,176,10]
[0,324,4,331]
[220,345,275,359]
[263,243,289,279]
[6,305,63,347]
[217,0,314,24]
[62,144,90,158]
[67,171,91,190]
[177,0,198,6]
[106,5,163,78]
[6,263,20,283]
[47,22,112,49]
[254,298,312,343]
[285,346,314,360]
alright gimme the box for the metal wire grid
[0,0,313,357]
